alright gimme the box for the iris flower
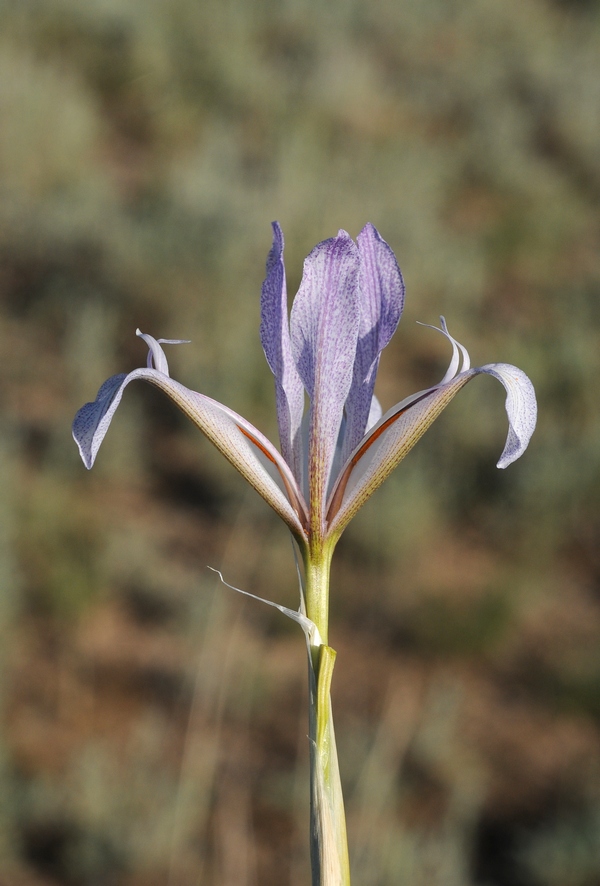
[73,223,536,885]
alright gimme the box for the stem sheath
[304,551,351,886]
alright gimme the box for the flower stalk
[304,544,334,647]
[303,536,351,884]
[306,563,350,886]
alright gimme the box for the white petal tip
[477,363,537,468]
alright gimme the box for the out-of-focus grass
[0,0,599,883]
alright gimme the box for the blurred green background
[1,0,599,883]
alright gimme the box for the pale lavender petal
[327,362,537,539]
[73,373,128,467]
[289,230,360,533]
[476,363,537,468]
[342,224,405,459]
[260,222,305,483]
[73,368,308,541]
[326,381,454,537]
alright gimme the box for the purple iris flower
[73,222,537,883]
[73,223,537,555]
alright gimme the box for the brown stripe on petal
[326,374,473,537]
[326,389,435,525]
[240,427,309,527]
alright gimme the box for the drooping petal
[476,363,537,469]
[326,362,537,539]
[290,230,360,535]
[260,223,305,483]
[342,224,405,460]
[73,354,308,542]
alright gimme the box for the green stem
[304,550,351,886]
[305,546,333,646]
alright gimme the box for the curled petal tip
[476,363,537,468]
[72,373,129,470]
[418,317,471,382]
[135,329,189,375]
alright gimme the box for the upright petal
[73,360,308,542]
[342,224,405,460]
[327,362,537,540]
[260,223,305,483]
[290,231,360,536]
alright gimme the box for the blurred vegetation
[0,0,599,883]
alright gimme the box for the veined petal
[476,363,537,469]
[73,361,308,542]
[327,362,537,539]
[290,230,360,534]
[260,223,305,483]
[342,224,405,460]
